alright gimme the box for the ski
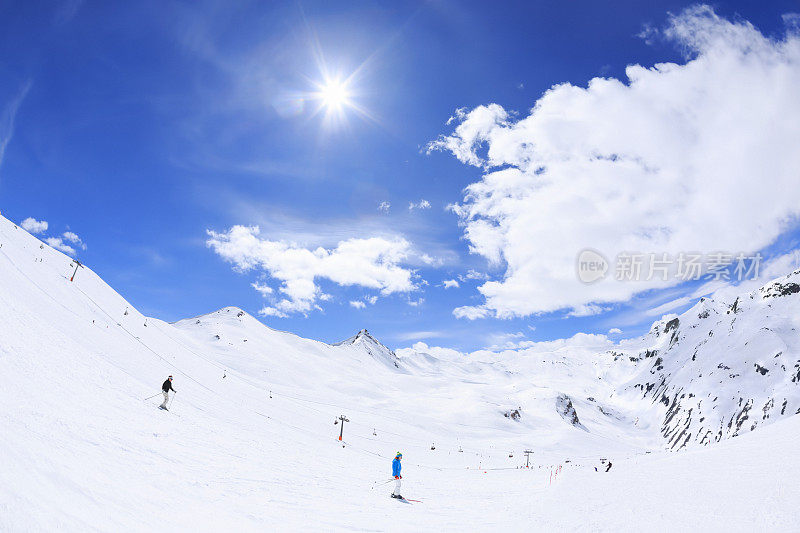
[391,496,421,503]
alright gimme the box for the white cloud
[497,331,613,356]
[698,250,800,304]
[433,105,510,167]
[407,297,425,307]
[45,237,76,256]
[567,304,611,318]
[455,299,611,322]
[608,328,622,335]
[485,331,528,350]
[61,231,79,243]
[207,225,419,316]
[23,219,85,256]
[443,279,460,289]
[259,306,288,318]
[457,269,489,283]
[21,217,48,234]
[396,341,464,361]
[690,279,731,300]
[408,199,432,211]
[417,253,446,267]
[251,281,274,296]
[398,331,613,359]
[378,201,391,213]
[453,305,490,320]
[347,295,379,309]
[392,330,446,342]
[61,231,86,250]
[429,6,800,318]
[645,296,694,317]
[783,13,800,30]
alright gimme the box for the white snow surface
[1,213,799,531]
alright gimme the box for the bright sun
[307,68,372,129]
[319,79,351,110]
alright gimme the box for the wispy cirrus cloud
[391,330,447,342]
[0,80,32,173]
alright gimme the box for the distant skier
[391,452,403,499]
[160,375,176,410]
[605,461,613,472]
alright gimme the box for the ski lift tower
[337,415,349,441]
[69,260,84,282]
[523,450,533,468]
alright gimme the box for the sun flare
[307,64,376,129]
[320,80,350,109]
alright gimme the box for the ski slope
[1,212,799,531]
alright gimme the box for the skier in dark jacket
[391,452,403,499]
[160,376,176,409]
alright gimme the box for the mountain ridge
[3,209,799,454]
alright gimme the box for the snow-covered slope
[1,211,799,531]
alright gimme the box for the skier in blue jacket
[391,452,403,499]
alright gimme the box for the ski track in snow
[1,213,799,531]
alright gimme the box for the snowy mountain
[333,329,402,369]
[600,271,800,450]
[1,210,799,531]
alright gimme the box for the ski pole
[169,391,177,409]
[143,393,161,401]
[371,478,395,490]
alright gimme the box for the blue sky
[2,0,800,351]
